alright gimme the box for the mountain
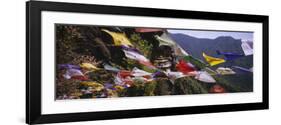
[170,33,253,68]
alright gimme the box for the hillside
[170,33,253,68]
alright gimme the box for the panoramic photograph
[55,24,253,100]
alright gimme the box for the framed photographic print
[26,1,269,124]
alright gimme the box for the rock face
[173,77,208,94]
[154,78,174,95]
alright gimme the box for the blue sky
[168,29,253,41]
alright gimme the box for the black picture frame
[26,1,269,124]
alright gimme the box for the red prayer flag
[209,85,226,93]
[176,59,195,74]
[119,70,132,78]
[135,28,163,33]
[71,75,88,81]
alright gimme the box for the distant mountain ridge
[170,33,253,68]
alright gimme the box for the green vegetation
[130,33,153,58]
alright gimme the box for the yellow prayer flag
[80,82,104,91]
[102,29,133,46]
[80,63,100,71]
[202,52,225,66]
